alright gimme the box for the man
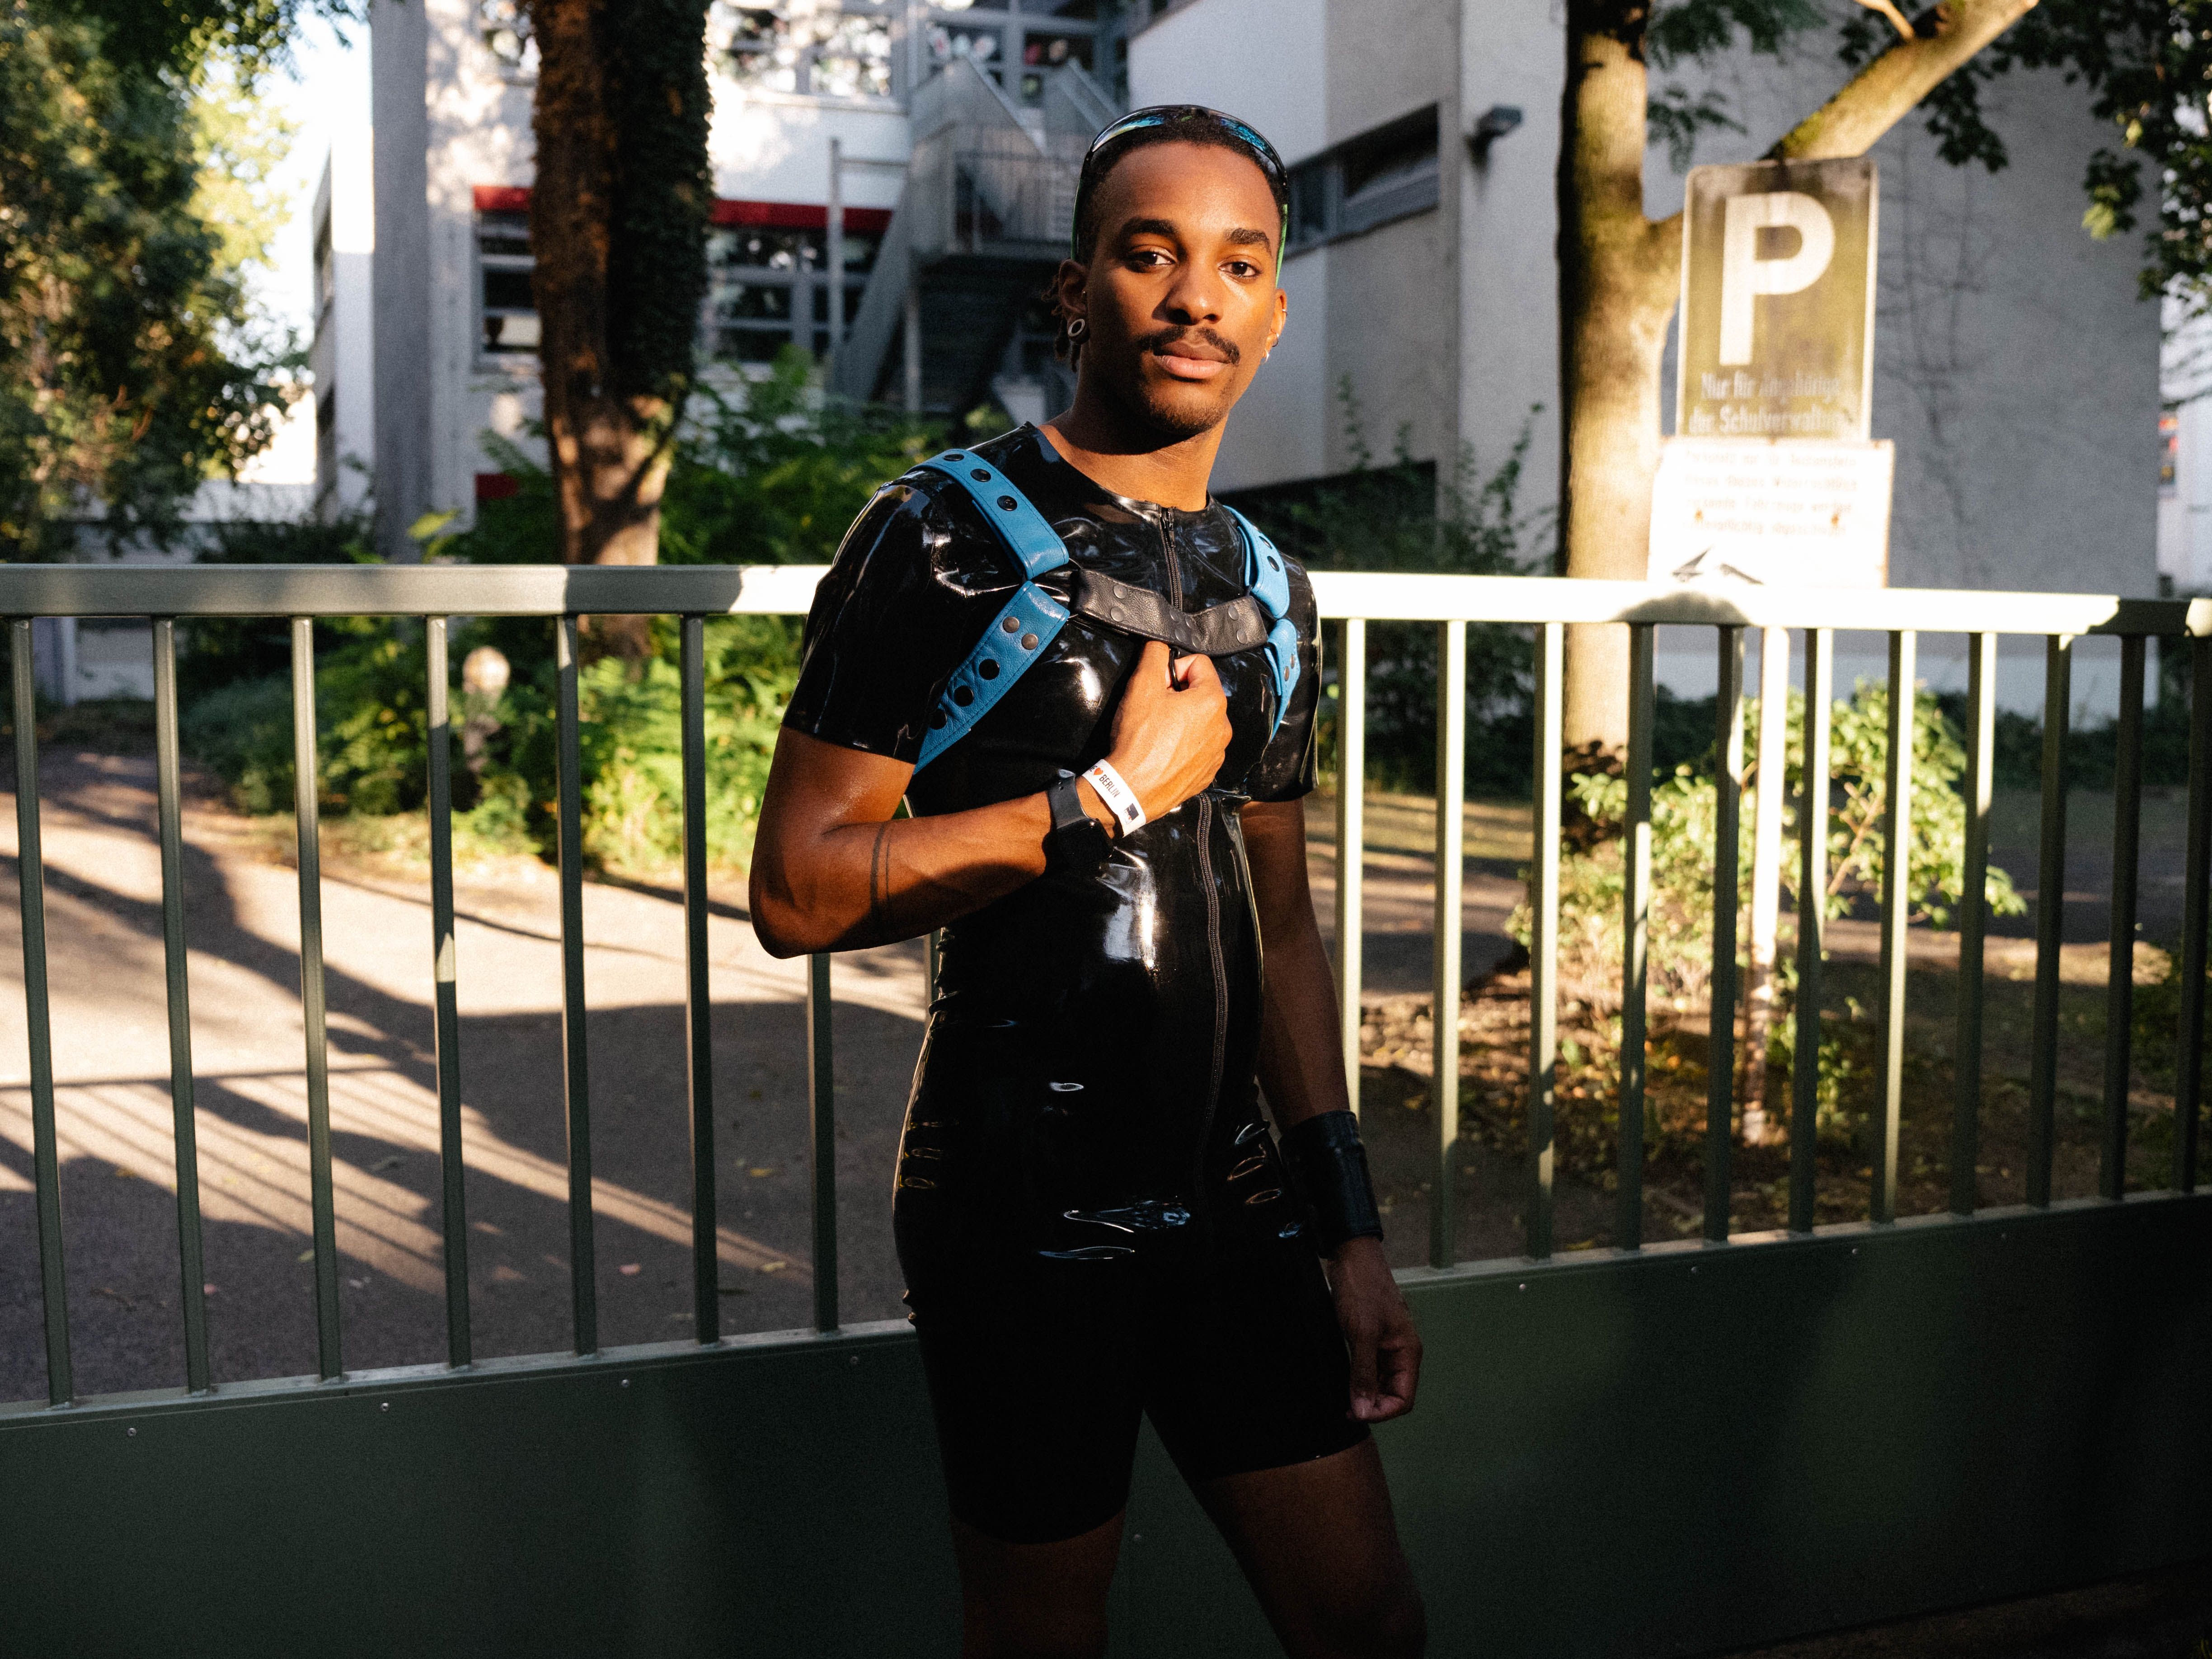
[751,107,1424,1659]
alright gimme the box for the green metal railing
[1317,575,2212,1265]
[1,564,2207,1413]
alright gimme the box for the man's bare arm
[750,640,1230,957]
[1242,796,1421,1424]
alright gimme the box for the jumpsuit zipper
[1163,514,1231,1202]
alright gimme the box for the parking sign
[1677,159,1877,442]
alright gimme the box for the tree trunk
[527,0,713,655]
[1557,0,1681,754]
[1555,0,2041,753]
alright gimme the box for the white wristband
[1082,761,1146,836]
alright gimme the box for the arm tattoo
[869,821,893,938]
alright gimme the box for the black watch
[1043,771,1113,878]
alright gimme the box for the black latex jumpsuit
[783,425,1364,1543]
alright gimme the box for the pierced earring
[1066,317,1087,341]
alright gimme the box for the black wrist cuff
[1280,1110,1384,1256]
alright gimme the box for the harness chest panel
[907,449,1300,775]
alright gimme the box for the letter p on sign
[1719,193,1835,365]
[1677,158,1875,443]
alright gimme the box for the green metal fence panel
[2102,636,2148,1200]
[152,619,213,1393]
[1789,629,1834,1235]
[290,617,343,1380]
[1430,621,1466,1269]
[5,561,2210,1659]
[1335,618,1367,1113]
[4,1200,2204,1659]
[12,621,69,1406]
[1618,625,1656,1250]
[1705,629,1744,1241]
[1951,632,1996,1219]
[424,618,472,1369]
[1872,631,1917,1226]
[2028,634,2073,1207]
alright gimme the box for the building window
[723,1,898,99]
[474,190,888,364]
[477,207,539,356]
[480,0,537,74]
[707,216,883,363]
[1286,105,1441,254]
[314,219,335,327]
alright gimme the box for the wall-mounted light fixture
[1467,104,1524,161]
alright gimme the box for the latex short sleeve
[783,477,1022,765]
[1240,559,1321,804]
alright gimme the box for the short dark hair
[1049,117,1291,365]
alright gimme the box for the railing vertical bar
[291,617,342,1380]
[1617,623,1655,1251]
[1526,624,1563,1261]
[681,617,719,1344]
[1429,621,1466,1270]
[1705,627,1745,1243]
[1336,618,1367,1112]
[555,616,597,1355]
[2028,633,2073,1208]
[2099,635,2146,1201]
[13,622,72,1405]
[1950,632,1996,1219]
[152,620,211,1392]
[1789,629,1833,1234]
[1871,630,1916,1226]
[807,952,839,1331]
[425,619,470,1368]
[2172,634,2210,1193]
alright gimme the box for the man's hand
[1099,639,1230,822]
[1326,1236,1420,1424]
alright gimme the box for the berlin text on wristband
[1082,760,1146,835]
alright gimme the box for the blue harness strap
[911,449,1072,773]
[907,452,1301,775]
[1223,505,1301,732]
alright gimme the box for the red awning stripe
[472,185,890,235]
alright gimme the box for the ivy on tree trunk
[526,0,713,649]
[1555,0,2038,753]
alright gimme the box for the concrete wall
[312,129,377,522]
[1136,0,2161,714]
[371,0,432,562]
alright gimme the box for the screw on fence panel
[1706,628,1745,1243]
[555,616,597,1355]
[425,619,471,1368]
[291,617,343,1380]
[1618,624,1655,1251]
[2175,636,2211,1193]
[681,618,719,1345]
[152,620,211,1392]
[807,952,839,1332]
[2100,635,2146,1202]
[2028,634,2074,1208]
[1790,630,1834,1236]
[1337,619,1367,1113]
[1430,621,1466,1271]
[1950,633,1996,1219]
[1526,623,1563,1263]
[1872,631,1917,1227]
[13,621,70,1405]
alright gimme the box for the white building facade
[1128,0,2163,712]
[366,0,1133,561]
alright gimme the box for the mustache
[1136,326,1241,366]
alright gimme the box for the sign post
[1659,156,1888,1148]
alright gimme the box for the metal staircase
[833,57,1115,418]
